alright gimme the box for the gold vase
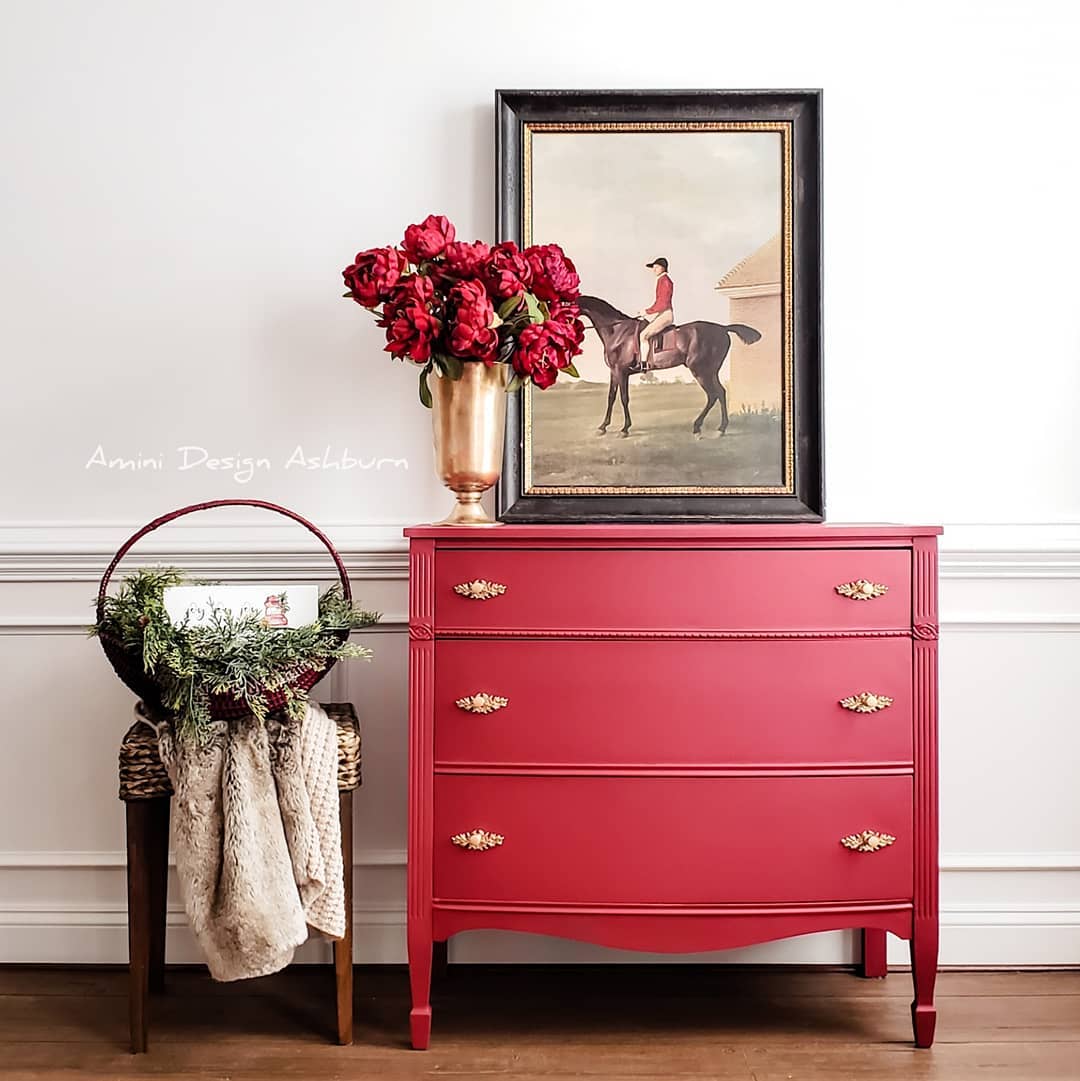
[430,361,508,526]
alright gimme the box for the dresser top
[405,523,942,540]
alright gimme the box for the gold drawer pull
[835,579,889,600]
[454,579,507,601]
[840,830,896,853]
[455,692,509,714]
[839,692,894,714]
[451,829,505,851]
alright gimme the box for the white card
[163,585,320,629]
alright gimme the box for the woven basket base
[118,702,361,801]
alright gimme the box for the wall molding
[0,522,409,582]
[0,848,409,870]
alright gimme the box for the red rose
[442,240,492,278]
[512,320,579,389]
[524,243,580,304]
[484,240,533,299]
[402,214,455,263]
[342,246,405,308]
[377,274,439,363]
[446,279,498,361]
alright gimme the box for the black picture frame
[495,89,823,523]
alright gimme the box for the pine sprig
[92,567,378,741]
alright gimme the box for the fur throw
[153,701,344,981]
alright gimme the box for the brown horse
[577,296,761,437]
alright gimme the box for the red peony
[384,271,434,309]
[442,240,492,278]
[446,279,498,361]
[525,243,581,304]
[377,274,439,363]
[547,300,585,342]
[342,246,406,308]
[556,317,585,351]
[512,319,580,389]
[484,240,533,299]
[342,215,584,402]
[402,214,455,263]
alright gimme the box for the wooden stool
[118,702,361,1053]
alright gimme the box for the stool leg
[148,797,170,994]
[125,800,152,1054]
[333,789,354,1045]
[433,939,449,984]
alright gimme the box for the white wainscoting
[0,522,1077,966]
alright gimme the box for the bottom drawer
[434,775,913,906]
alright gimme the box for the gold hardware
[840,830,896,853]
[835,579,889,600]
[454,579,507,601]
[839,692,894,714]
[451,829,505,851]
[455,692,509,714]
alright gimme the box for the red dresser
[405,524,941,1049]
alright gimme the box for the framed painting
[495,89,823,522]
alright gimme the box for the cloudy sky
[531,130,781,382]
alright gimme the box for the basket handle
[96,499,352,623]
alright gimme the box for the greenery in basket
[92,567,378,740]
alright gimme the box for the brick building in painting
[715,233,781,414]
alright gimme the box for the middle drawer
[435,638,913,768]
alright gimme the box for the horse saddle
[634,322,680,366]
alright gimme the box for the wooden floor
[2,965,1078,1080]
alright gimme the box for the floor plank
[0,966,1076,1080]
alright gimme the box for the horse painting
[576,296,762,438]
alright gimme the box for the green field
[529,380,784,489]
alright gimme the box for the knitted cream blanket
[152,701,345,981]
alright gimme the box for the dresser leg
[408,927,433,1050]
[858,928,887,978]
[910,918,938,1047]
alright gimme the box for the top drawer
[433,547,912,633]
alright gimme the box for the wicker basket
[96,499,352,721]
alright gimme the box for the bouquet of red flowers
[343,215,584,405]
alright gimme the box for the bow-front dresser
[405,524,941,1049]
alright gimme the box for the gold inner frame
[522,120,795,497]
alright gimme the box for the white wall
[1,0,1078,967]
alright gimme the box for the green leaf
[498,295,524,320]
[93,570,377,745]
[440,354,464,380]
[419,366,433,408]
[506,373,524,393]
[523,291,545,325]
[564,362,580,379]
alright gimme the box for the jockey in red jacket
[636,257,674,368]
